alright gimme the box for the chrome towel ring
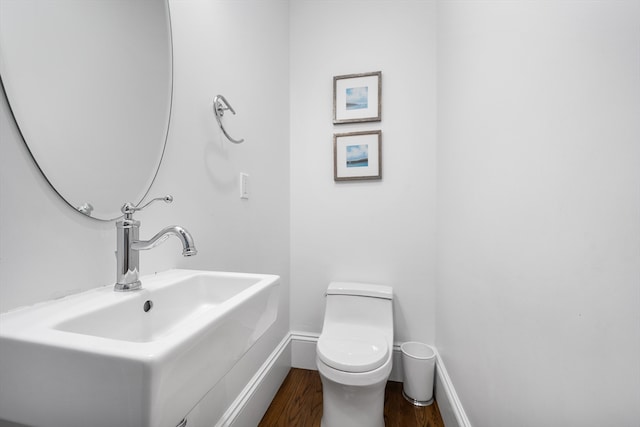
[213,94,244,144]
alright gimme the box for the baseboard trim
[290,330,320,370]
[215,333,292,427]
[433,351,472,427]
[290,332,471,427]
[214,332,471,427]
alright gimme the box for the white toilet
[316,282,394,427]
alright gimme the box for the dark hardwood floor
[258,368,445,427]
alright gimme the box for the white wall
[0,88,116,312]
[289,0,438,344]
[0,0,290,423]
[4,1,640,425]
[436,1,640,426]
[0,0,288,312]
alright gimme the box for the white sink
[0,269,280,427]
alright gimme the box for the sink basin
[0,269,280,427]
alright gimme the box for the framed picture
[334,130,382,181]
[333,71,381,124]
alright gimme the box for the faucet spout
[114,197,197,292]
[131,225,198,256]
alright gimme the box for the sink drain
[143,300,153,312]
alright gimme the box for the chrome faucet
[114,195,197,292]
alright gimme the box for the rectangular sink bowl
[0,269,280,427]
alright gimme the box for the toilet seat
[317,327,388,373]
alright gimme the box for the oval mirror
[0,0,172,221]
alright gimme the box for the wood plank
[259,368,444,427]
[259,369,309,425]
[276,369,323,427]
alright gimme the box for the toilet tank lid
[327,282,393,300]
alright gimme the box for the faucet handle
[121,195,173,217]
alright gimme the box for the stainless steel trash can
[401,342,436,406]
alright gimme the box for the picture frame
[333,71,381,124]
[334,130,382,181]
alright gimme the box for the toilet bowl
[316,282,394,427]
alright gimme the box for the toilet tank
[322,282,393,333]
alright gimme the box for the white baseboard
[433,351,472,427]
[215,332,471,427]
[290,331,318,370]
[215,334,292,427]
[290,332,471,427]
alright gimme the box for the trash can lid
[317,328,389,373]
[400,341,435,360]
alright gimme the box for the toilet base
[319,371,386,427]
